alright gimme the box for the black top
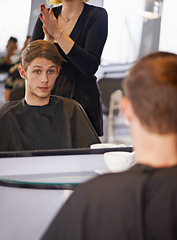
[31,3,108,136]
[42,164,177,240]
[0,96,100,151]
[5,62,24,90]
[0,56,12,72]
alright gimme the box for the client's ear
[18,66,26,79]
[121,97,135,122]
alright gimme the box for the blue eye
[48,70,54,74]
[34,70,40,74]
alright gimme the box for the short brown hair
[123,52,177,134]
[21,40,63,71]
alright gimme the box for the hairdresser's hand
[40,4,61,39]
[42,25,54,43]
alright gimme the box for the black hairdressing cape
[0,96,100,151]
[42,164,177,240]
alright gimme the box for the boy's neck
[134,131,177,168]
[24,95,50,106]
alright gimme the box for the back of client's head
[123,52,177,134]
[21,40,63,71]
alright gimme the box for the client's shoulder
[50,95,83,108]
[0,100,22,118]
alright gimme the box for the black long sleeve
[31,4,108,78]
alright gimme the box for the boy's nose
[41,73,49,83]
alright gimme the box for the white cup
[90,143,126,149]
[104,151,135,172]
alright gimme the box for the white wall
[159,0,177,53]
[0,0,31,53]
[89,0,103,7]
[102,0,146,64]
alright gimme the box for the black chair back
[97,77,123,115]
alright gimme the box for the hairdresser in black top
[30,0,108,136]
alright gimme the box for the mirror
[1,0,175,152]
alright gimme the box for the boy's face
[19,57,59,105]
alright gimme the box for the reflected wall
[102,0,163,64]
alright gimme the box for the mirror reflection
[0,0,174,152]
